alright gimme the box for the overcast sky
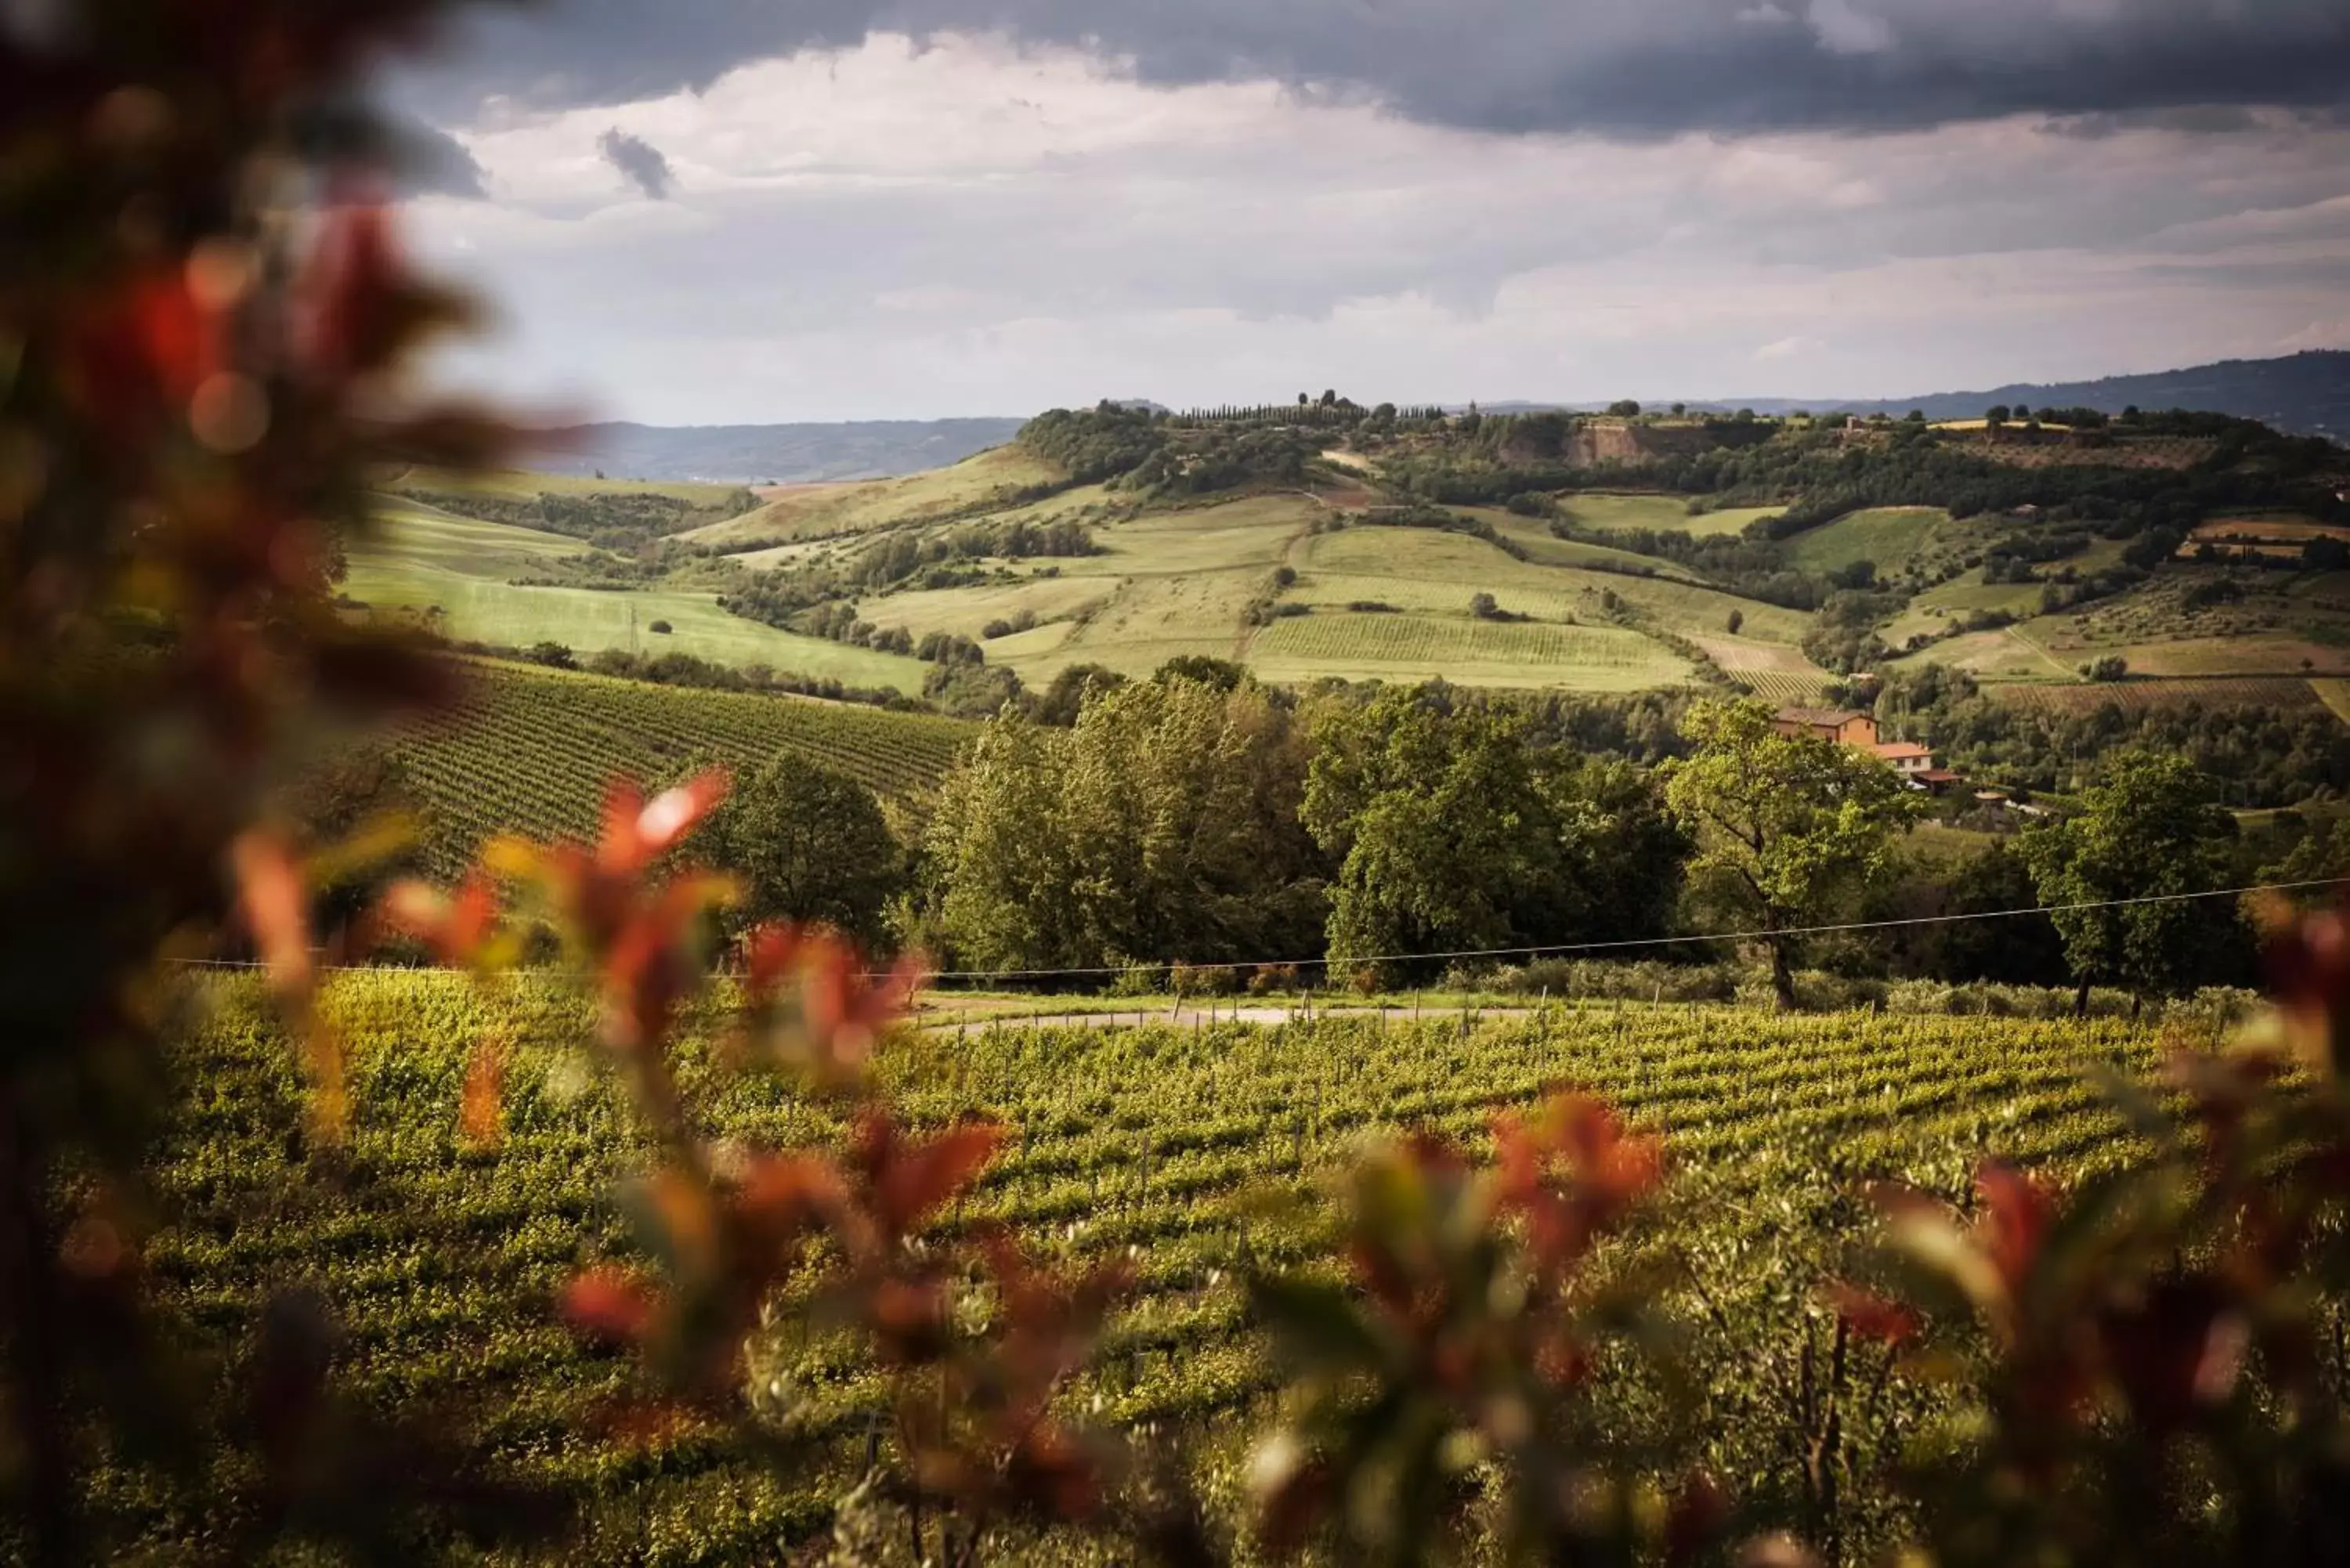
[390,0,2350,424]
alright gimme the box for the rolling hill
[352,393,2350,725]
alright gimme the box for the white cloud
[1755,335,1817,360]
[2280,316,2350,352]
[404,31,2350,421]
[1806,0,1898,56]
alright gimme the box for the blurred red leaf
[1825,1281,1921,1347]
[1976,1163,2055,1295]
[561,1269,656,1348]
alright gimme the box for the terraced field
[116,976,2165,1563]
[385,660,973,877]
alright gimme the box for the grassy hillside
[383,467,754,508]
[1892,567,2350,683]
[1553,493,1781,537]
[350,400,2350,721]
[683,446,1067,549]
[384,659,973,877]
[1781,506,1952,576]
[345,499,932,692]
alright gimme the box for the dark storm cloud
[398,119,490,199]
[598,128,674,197]
[409,0,2350,137]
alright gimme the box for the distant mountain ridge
[1483,351,2348,441]
[530,352,2345,485]
[530,417,1027,484]
[1770,349,2349,439]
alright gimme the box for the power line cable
[164,876,2350,983]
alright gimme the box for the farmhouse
[1771,706,1878,747]
[1774,706,1944,788]
[1871,740,1935,779]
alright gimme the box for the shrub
[1246,963,1301,995]
[647,619,674,634]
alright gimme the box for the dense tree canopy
[700,757,905,952]
[920,675,1327,975]
[1303,689,1687,983]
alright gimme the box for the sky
[388,0,2350,425]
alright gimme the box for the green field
[344,500,931,692]
[682,446,1068,549]
[1781,506,1951,576]
[1893,568,2350,683]
[113,973,2164,1563]
[1290,528,1807,646]
[1553,493,1781,538]
[384,660,973,877]
[1452,508,1707,579]
[352,417,2350,712]
[1248,612,1688,689]
[1878,566,2048,647]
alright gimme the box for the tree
[1661,699,1920,1007]
[1303,690,1685,981]
[701,757,904,952]
[1469,591,1501,620]
[923,676,1326,974]
[1726,609,1744,635]
[1867,840,2069,985]
[1155,654,1247,691]
[1986,405,2011,426]
[2020,750,2234,1011]
[1029,663,1126,726]
[1607,399,1642,417]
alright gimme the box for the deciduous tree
[702,757,903,951]
[2021,749,2233,1010]
[1662,699,1919,1006]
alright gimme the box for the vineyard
[384,660,973,877]
[1981,674,2328,715]
[112,971,2172,1565]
